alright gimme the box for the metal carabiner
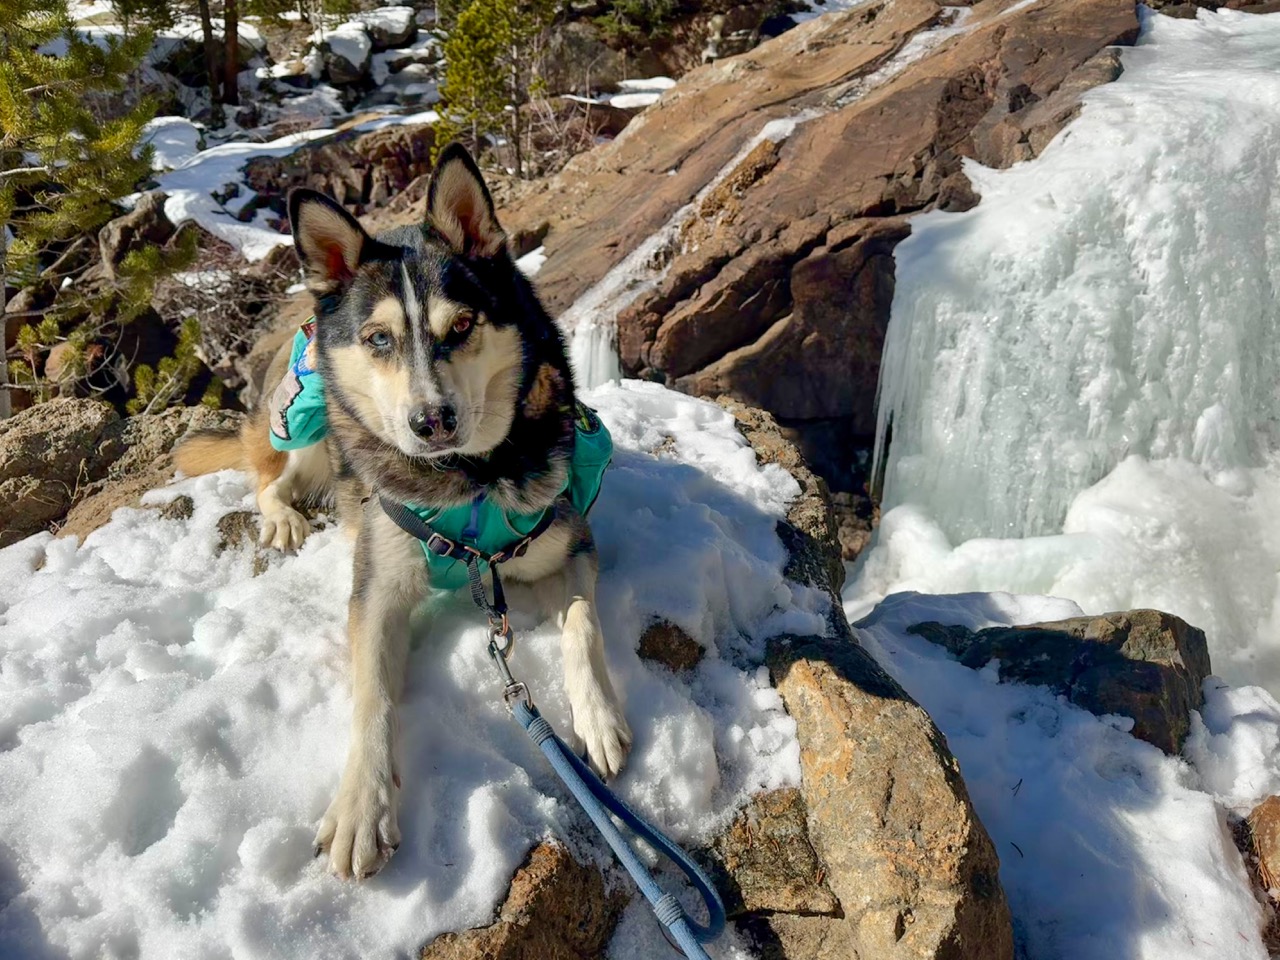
[487,634,532,708]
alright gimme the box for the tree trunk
[0,231,11,421]
[223,0,240,107]
[196,0,221,107]
[510,52,522,179]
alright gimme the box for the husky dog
[175,144,632,880]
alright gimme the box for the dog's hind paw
[571,698,632,780]
[260,507,310,553]
[314,764,401,880]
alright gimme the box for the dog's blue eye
[366,330,392,349]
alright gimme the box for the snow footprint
[101,747,185,857]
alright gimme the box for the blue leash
[510,697,726,957]
[473,562,726,958]
[374,489,727,958]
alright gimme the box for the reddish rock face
[499,0,1139,489]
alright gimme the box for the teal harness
[267,325,612,589]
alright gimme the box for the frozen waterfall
[874,8,1280,542]
[855,9,1280,692]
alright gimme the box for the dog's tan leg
[254,442,328,552]
[552,550,632,778]
[315,506,426,879]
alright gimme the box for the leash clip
[487,633,532,709]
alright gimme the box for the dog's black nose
[409,405,457,440]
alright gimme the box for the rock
[420,842,627,959]
[0,399,119,547]
[717,397,844,599]
[57,407,245,543]
[492,0,1139,492]
[708,396,1012,959]
[317,22,373,85]
[357,6,417,51]
[707,788,840,917]
[215,511,257,552]
[244,122,436,219]
[99,192,176,280]
[907,610,1212,754]
[159,495,195,521]
[386,40,441,73]
[1248,797,1280,892]
[831,490,876,561]
[1238,799,1280,950]
[768,633,1014,960]
[637,619,705,671]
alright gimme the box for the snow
[0,381,826,959]
[857,8,1280,694]
[153,128,330,261]
[608,78,677,110]
[791,0,873,25]
[615,77,676,94]
[140,117,203,172]
[351,108,439,134]
[357,6,415,37]
[514,246,546,278]
[851,590,1274,960]
[609,93,663,110]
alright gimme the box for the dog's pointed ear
[427,143,506,259]
[289,189,372,293]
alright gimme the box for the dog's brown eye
[452,315,473,336]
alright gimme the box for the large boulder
[316,22,373,85]
[907,610,1213,754]
[766,633,1014,960]
[497,0,1139,491]
[58,406,244,542]
[704,392,1014,959]
[0,399,119,547]
[0,398,242,548]
[357,6,417,51]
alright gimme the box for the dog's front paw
[314,762,400,879]
[571,696,632,780]
[260,506,310,552]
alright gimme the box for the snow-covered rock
[357,5,416,51]
[315,21,372,85]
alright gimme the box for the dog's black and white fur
[176,144,632,879]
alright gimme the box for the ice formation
[874,9,1280,542]
[856,9,1280,693]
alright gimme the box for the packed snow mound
[853,590,1279,960]
[875,8,1280,542]
[0,382,825,959]
[140,117,203,171]
[856,9,1280,694]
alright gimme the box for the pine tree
[435,0,555,179]
[0,0,157,418]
